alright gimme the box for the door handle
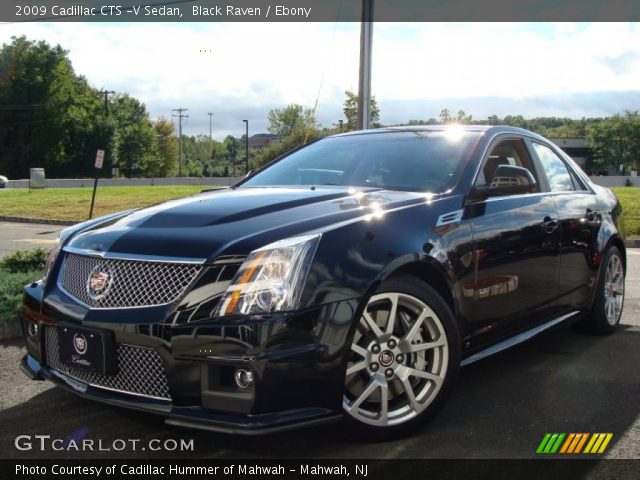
[542,216,559,233]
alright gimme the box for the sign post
[89,149,104,219]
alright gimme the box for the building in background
[248,133,279,149]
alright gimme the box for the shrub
[0,268,41,338]
[0,248,48,273]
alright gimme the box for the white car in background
[0,175,8,188]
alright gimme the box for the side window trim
[523,138,551,193]
[555,146,592,193]
[472,134,541,191]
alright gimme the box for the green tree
[252,103,325,169]
[0,36,109,178]
[153,117,178,177]
[342,90,380,130]
[439,108,452,124]
[110,94,156,177]
[456,109,473,124]
[587,111,640,172]
[267,104,317,137]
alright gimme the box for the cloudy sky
[2,21,640,139]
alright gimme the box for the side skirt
[461,311,581,366]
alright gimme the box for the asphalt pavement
[0,222,62,258]
[0,221,638,460]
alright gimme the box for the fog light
[27,322,39,337]
[234,368,254,389]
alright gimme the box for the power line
[172,108,188,176]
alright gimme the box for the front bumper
[21,281,360,434]
[20,354,341,434]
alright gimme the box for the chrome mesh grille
[59,253,202,309]
[45,326,171,400]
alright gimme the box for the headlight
[43,225,75,284]
[42,236,62,285]
[214,233,321,317]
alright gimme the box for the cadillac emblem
[73,333,88,355]
[86,265,113,301]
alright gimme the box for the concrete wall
[589,176,639,187]
[6,177,242,189]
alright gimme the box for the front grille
[45,326,171,400]
[58,252,202,309]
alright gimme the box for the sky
[2,21,640,139]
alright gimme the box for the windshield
[241,130,482,193]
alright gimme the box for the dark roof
[250,133,278,139]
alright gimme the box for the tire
[342,274,460,439]
[577,246,625,335]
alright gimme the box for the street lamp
[208,112,213,140]
[243,119,249,174]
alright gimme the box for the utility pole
[357,0,374,130]
[208,112,213,140]
[243,119,249,174]
[98,89,115,115]
[172,108,188,176]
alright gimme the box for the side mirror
[472,165,537,199]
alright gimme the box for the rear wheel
[578,246,625,334]
[342,275,459,438]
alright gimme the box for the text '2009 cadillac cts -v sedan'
[20,125,626,437]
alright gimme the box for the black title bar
[3,459,640,480]
[6,0,640,22]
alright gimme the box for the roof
[333,124,548,141]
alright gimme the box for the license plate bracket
[58,323,117,375]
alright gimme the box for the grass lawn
[0,185,638,238]
[611,187,640,239]
[0,185,206,222]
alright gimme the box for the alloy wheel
[343,292,449,427]
[603,253,624,325]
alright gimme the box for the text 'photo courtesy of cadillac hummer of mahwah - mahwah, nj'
[21,125,626,438]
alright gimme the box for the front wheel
[342,275,460,438]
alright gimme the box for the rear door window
[531,143,575,192]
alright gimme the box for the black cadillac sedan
[20,125,626,437]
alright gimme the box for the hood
[66,186,436,262]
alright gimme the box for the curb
[0,215,76,226]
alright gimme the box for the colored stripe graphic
[537,433,552,453]
[574,433,589,453]
[559,433,575,453]
[597,434,613,453]
[584,433,599,453]
[536,433,566,453]
[537,433,613,454]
